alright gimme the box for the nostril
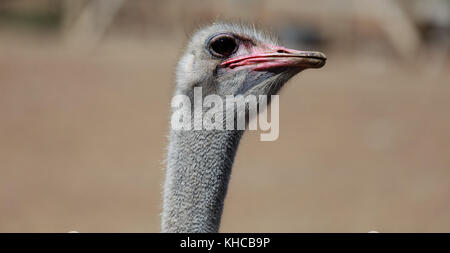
[277,49,289,54]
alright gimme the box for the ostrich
[162,23,326,233]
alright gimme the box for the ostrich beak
[221,46,326,71]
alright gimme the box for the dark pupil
[211,36,236,57]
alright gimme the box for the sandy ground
[0,35,449,232]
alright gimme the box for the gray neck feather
[162,128,243,232]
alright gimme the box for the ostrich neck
[162,128,243,232]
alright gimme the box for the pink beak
[221,46,326,71]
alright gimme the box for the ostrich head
[175,23,326,99]
[162,23,327,233]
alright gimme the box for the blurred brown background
[0,0,449,232]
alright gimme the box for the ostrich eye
[208,34,238,58]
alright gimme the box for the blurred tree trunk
[62,0,125,47]
[354,0,421,59]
